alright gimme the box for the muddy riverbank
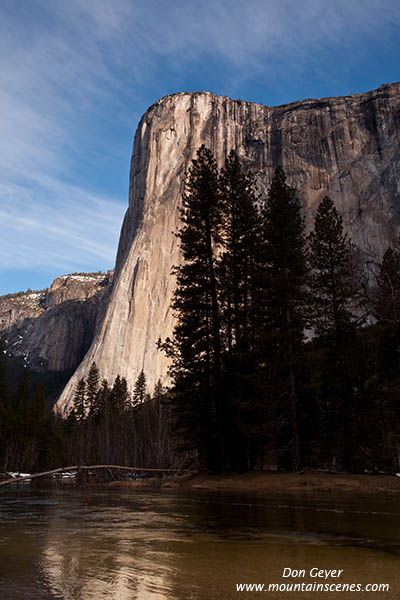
[104,470,400,496]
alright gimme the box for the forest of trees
[1,146,399,476]
[0,359,173,474]
[159,146,400,474]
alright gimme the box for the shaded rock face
[45,274,110,308]
[0,291,45,331]
[0,273,113,372]
[57,83,400,412]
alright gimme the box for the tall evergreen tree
[133,370,147,406]
[110,375,130,411]
[261,167,307,472]
[86,362,100,414]
[153,379,165,404]
[0,338,8,416]
[308,196,358,339]
[73,378,86,422]
[218,151,264,469]
[219,150,261,354]
[307,196,361,470]
[160,145,224,471]
[0,340,9,469]
[11,370,30,421]
[28,384,48,469]
[372,241,400,469]
[170,144,222,386]
[92,378,110,421]
[30,384,46,425]
[374,241,400,328]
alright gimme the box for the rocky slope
[0,272,113,373]
[56,83,400,413]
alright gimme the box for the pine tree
[110,375,129,411]
[159,145,224,471]
[308,196,361,471]
[30,384,46,425]
[168,145,222,386]
[0,338,8,416]
[12,371,30,421]
[261,167,307,472]
[373,241,400,384]
[152,379,167,465]
[73,378,86,422]
[6,371,31,470]
[219,150,261,354]
[93,378,110,421]
[86,362,100,414]
[218,151,265,469]
[28,384,47,469]
[0,341,9,469]
[0,340,8,461]
[372,241,400,469]
[153,379,165,404]
[374,242,400,327]
[308,196,358,340]
[133,370,147,406]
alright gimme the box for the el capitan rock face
[57,83,400,412]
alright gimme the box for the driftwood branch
[0,465,186,487]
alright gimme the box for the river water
[0,483,399,599]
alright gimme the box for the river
[0,483,399,599]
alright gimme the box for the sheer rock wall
[57,83,400,412]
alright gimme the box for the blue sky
[1,0,400,294]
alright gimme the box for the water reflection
[40,499,177,599]
[1,487,400,599]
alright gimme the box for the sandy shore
[104,470,400,496]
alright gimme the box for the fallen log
[0,465,187,487]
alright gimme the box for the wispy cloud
[0,178,125,271]
[0,0,399,292]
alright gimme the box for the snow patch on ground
[60,275,102,283]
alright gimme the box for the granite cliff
[55,83,400,412]
[0,272,112,373]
